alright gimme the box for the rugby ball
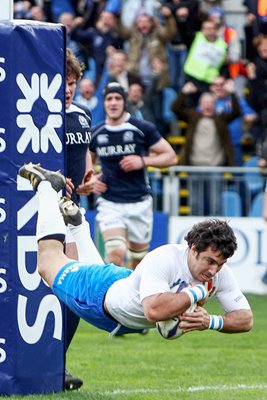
[156,302,197,340]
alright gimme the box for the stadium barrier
[0,20,66,394]
[148,165,265,217]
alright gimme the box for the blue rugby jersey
[89,114,162,203]
[66,102,92,204]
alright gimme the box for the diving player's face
[188,245,226,283]
[104,93,125,121]
[66,75,77,109]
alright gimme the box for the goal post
[0,19,66,395]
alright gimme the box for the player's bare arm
[119,138,177,172]
[142,138,177,168]
[77,149,95,195]
[88,152,107,194]
[142,284,208,323]
[119,154,146,172]
[179,305,253,333]
[142,293,192,323]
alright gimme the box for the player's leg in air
[59,196,104,265]
[18,162,103,287]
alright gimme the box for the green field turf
[8,294,267,400]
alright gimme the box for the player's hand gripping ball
[156,285,197,340]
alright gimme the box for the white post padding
[0,0,13,20]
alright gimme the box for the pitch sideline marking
[98,384,267,396]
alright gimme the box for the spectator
[14,0,35,6]
[207,7,243,81]
[198,0,226,20]
[104,0,122,15]
[159,0,200,90]
[171,80,240,215]
[58,12,89,68]
[116,9,177,91]
[103,0,159,26]
[183,19,228,104]
[76,0,108,30]
[74,51,139,128]
[246,33,267,158]
[108,49,142,91]
[116,9,177,134]
[172,81,238,167]
[13,2,48,22]
[49,0,76,22]
[108,54,168,135]
[74,77,106,127]
[89,82,177,269]
[30,5,47,21]
[70,11,123,84]
[244,11,259,60]
[244,0,267,35]
[13,0,37,19]
[210,76,257,166]
[119,0,157,27]
[127,82,156,123]
[145,57,172,136]
[74,77,98,110]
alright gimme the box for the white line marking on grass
[99,384,267,396]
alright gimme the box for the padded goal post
[0,20,66,395]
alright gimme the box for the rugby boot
[59,196,83,226]
[19,162,65,192]
[65,369,83,391]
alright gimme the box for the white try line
[97,384,267,396]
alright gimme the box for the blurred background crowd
[12,0,267,216]
[12,0,267,158]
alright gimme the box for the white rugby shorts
[96,196,153,244]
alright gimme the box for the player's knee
[104,236,127,266]
[128,246,149,264]
[37,241,61,282]
[37,253,46,279]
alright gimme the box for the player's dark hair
[184,219,237,258]
[66,48,82,81]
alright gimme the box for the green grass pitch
[9,294,267,400]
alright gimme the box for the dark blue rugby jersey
[90,114,162,203]
[66,102,92,204]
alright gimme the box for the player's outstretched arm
[217,309,253,333]
[179,306,253,334]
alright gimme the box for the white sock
[36,181,66,241]
[68,217,104,265]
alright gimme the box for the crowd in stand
[13,0,267,178]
